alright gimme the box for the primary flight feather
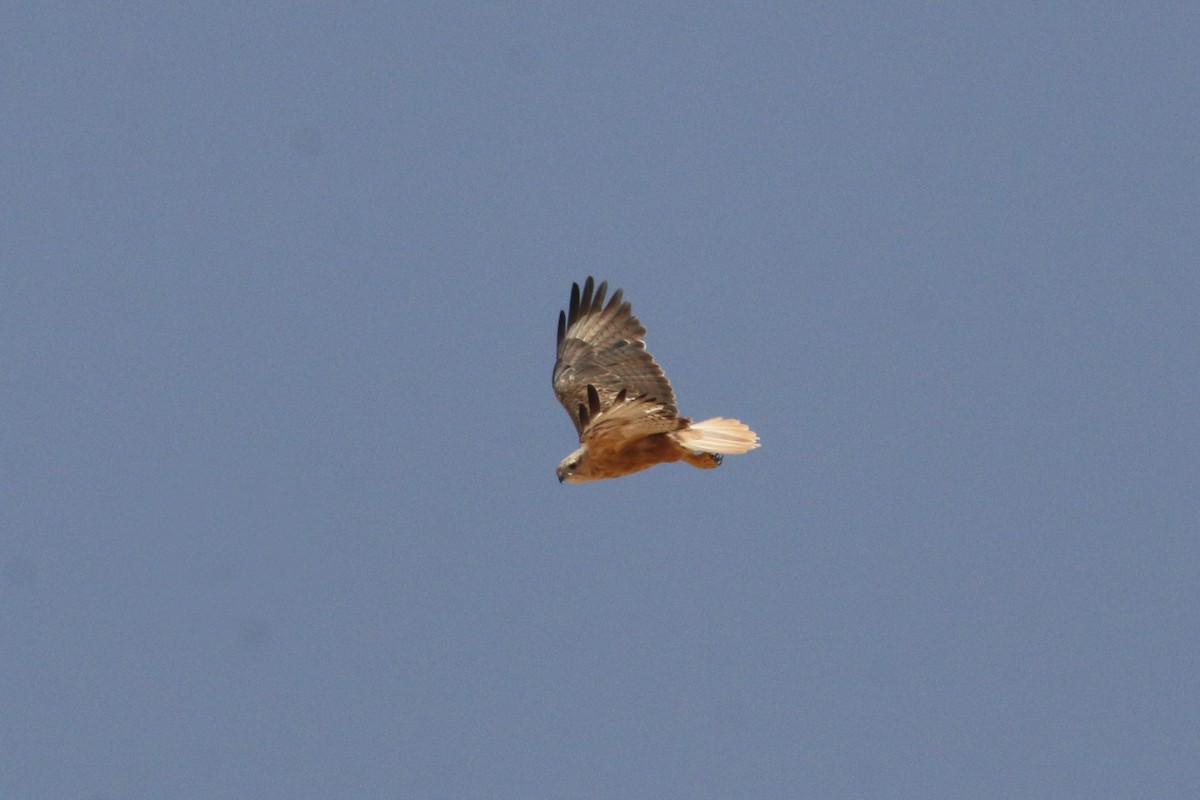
[552,277,760,483]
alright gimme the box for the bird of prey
[553,277,760,483]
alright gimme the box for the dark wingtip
[565,277,617,334]
[586,384,601,417]
[577,277,595,325]
[557,309,566,345]
[568,281,581,327]
[592,280,608,314]
[603,287,623,316]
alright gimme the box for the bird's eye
[568,461,578,470]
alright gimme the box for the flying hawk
[553,277,759,483]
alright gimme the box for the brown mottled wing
[583,388,686,442]
[553,277,679,436]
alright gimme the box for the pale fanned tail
[673,417,760,455]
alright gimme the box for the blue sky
[4,4,1199,798]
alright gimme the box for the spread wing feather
[587,393,687,440]
[553,277,679,437]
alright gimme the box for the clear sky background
[4,4,1198,798]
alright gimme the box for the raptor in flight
[553,277,760,483]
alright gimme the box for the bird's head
[556,445,591,484]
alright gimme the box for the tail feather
[674,417,760,455]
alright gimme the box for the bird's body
[552,277,759,483]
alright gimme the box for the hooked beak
[556,469,564,484]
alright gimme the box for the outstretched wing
[553,277,679,437]
[572,384,686,444]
